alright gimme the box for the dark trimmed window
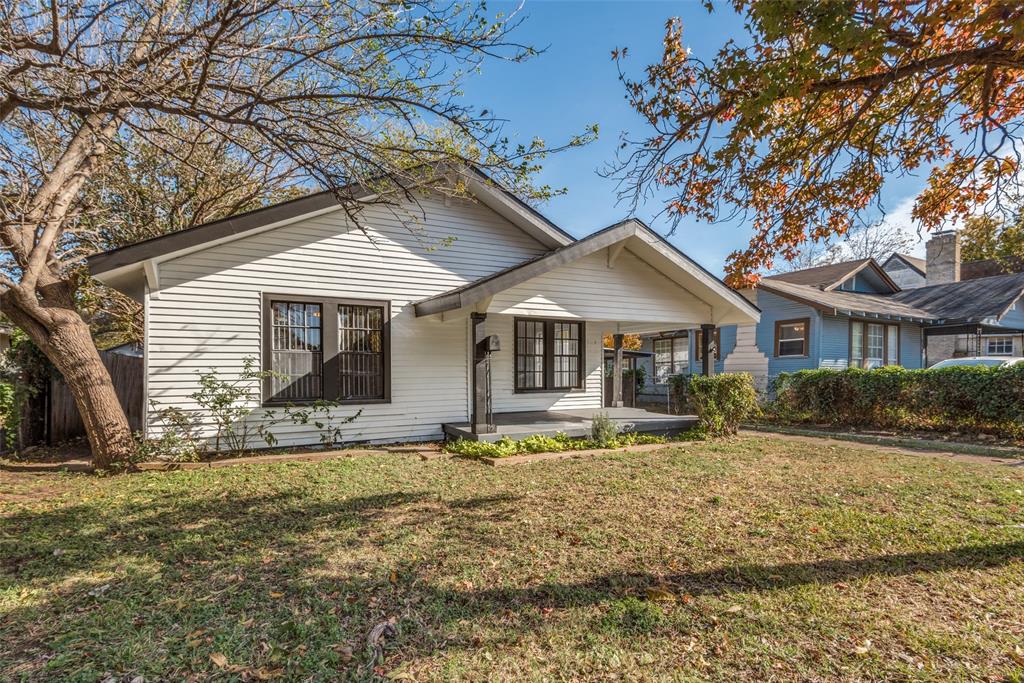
[694,328,721,361]
[653,335,688,384]
[515,317,585,392]
[263,294,390,405]
[269,301,323,401]
[774,318,809,357]
[338,304,386,400]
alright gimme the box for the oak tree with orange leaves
[611,1,1024,286]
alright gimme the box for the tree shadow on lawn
[443,539,1024,610]
[2,482,1023,678]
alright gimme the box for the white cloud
[873,193,928,258]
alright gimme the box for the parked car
[929,356,1024,369]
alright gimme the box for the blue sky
[460,0,929,276]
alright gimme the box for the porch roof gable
[412,219,760,325]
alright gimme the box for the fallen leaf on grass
[645,586,677,603]
[209,652,229,668]
[724,605,742,614]
[247,667,283,680]
[854,639,872,655]
[269,591,284,599]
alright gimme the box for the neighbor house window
[263,294,390,404]
[515,318,584,391]
[849,320,899,369]
[986,336,1014,356]
[694,328,721,361]
[653,336,688,384]
[774,318,809,357]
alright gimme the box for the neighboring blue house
[637,242,1024,405]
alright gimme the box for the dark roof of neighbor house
[764,259,874,288]
[961,256,1024,280]
[889,271,1024,322]
[765,257,899,292]
[758,264,1024,327]
[757,278,935,322]
[883,252,927,276]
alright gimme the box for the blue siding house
[637,254,1024,402]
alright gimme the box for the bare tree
[0,0,594,467]
[771,220,916,274]
[840,221,916,262]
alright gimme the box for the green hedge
[687,372,760,436]
[770,365,1024,438]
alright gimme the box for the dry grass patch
[2,435,1023,681]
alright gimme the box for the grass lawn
[2,436,1024,682]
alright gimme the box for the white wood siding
[146,193,549,446]
[488,248,712,323]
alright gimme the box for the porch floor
[442,407,698,443]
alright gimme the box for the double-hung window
[774,318,809,357]
[514,317,585,391]
[263,294,390,404]
[986,336,1014,356]
[694,328,721,361]
[850,320,899,369]
[653,336,688,384]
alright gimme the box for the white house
[89,167,759,447]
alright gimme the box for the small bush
[591,411,620,448]
[667,374,689,414]
[687,372,759,436]
[445,430,666,459]
[769,364,1024,438]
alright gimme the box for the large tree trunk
[0,279,135,470]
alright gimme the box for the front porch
[442,407,697,443]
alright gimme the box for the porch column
[700,324,715,376]
[612,333,624,408]
[470,312,495,434]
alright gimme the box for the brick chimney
[925,230,960,285]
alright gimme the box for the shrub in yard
[591,411,620,448]
[445,430,667,459]
[770,364,1024,438]
[687,372,759,436]
[668,374,689,414]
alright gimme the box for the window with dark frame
[269,301,323,401]
[653,335,688,384]
[263,294,390,405]
[552,322,581,389]
[774,318,809,357]
[694,328,721,361]
[515,318,584,392]
[339,303,386,400]
[849,320,899,369]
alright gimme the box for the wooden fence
[48,350,144,444]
